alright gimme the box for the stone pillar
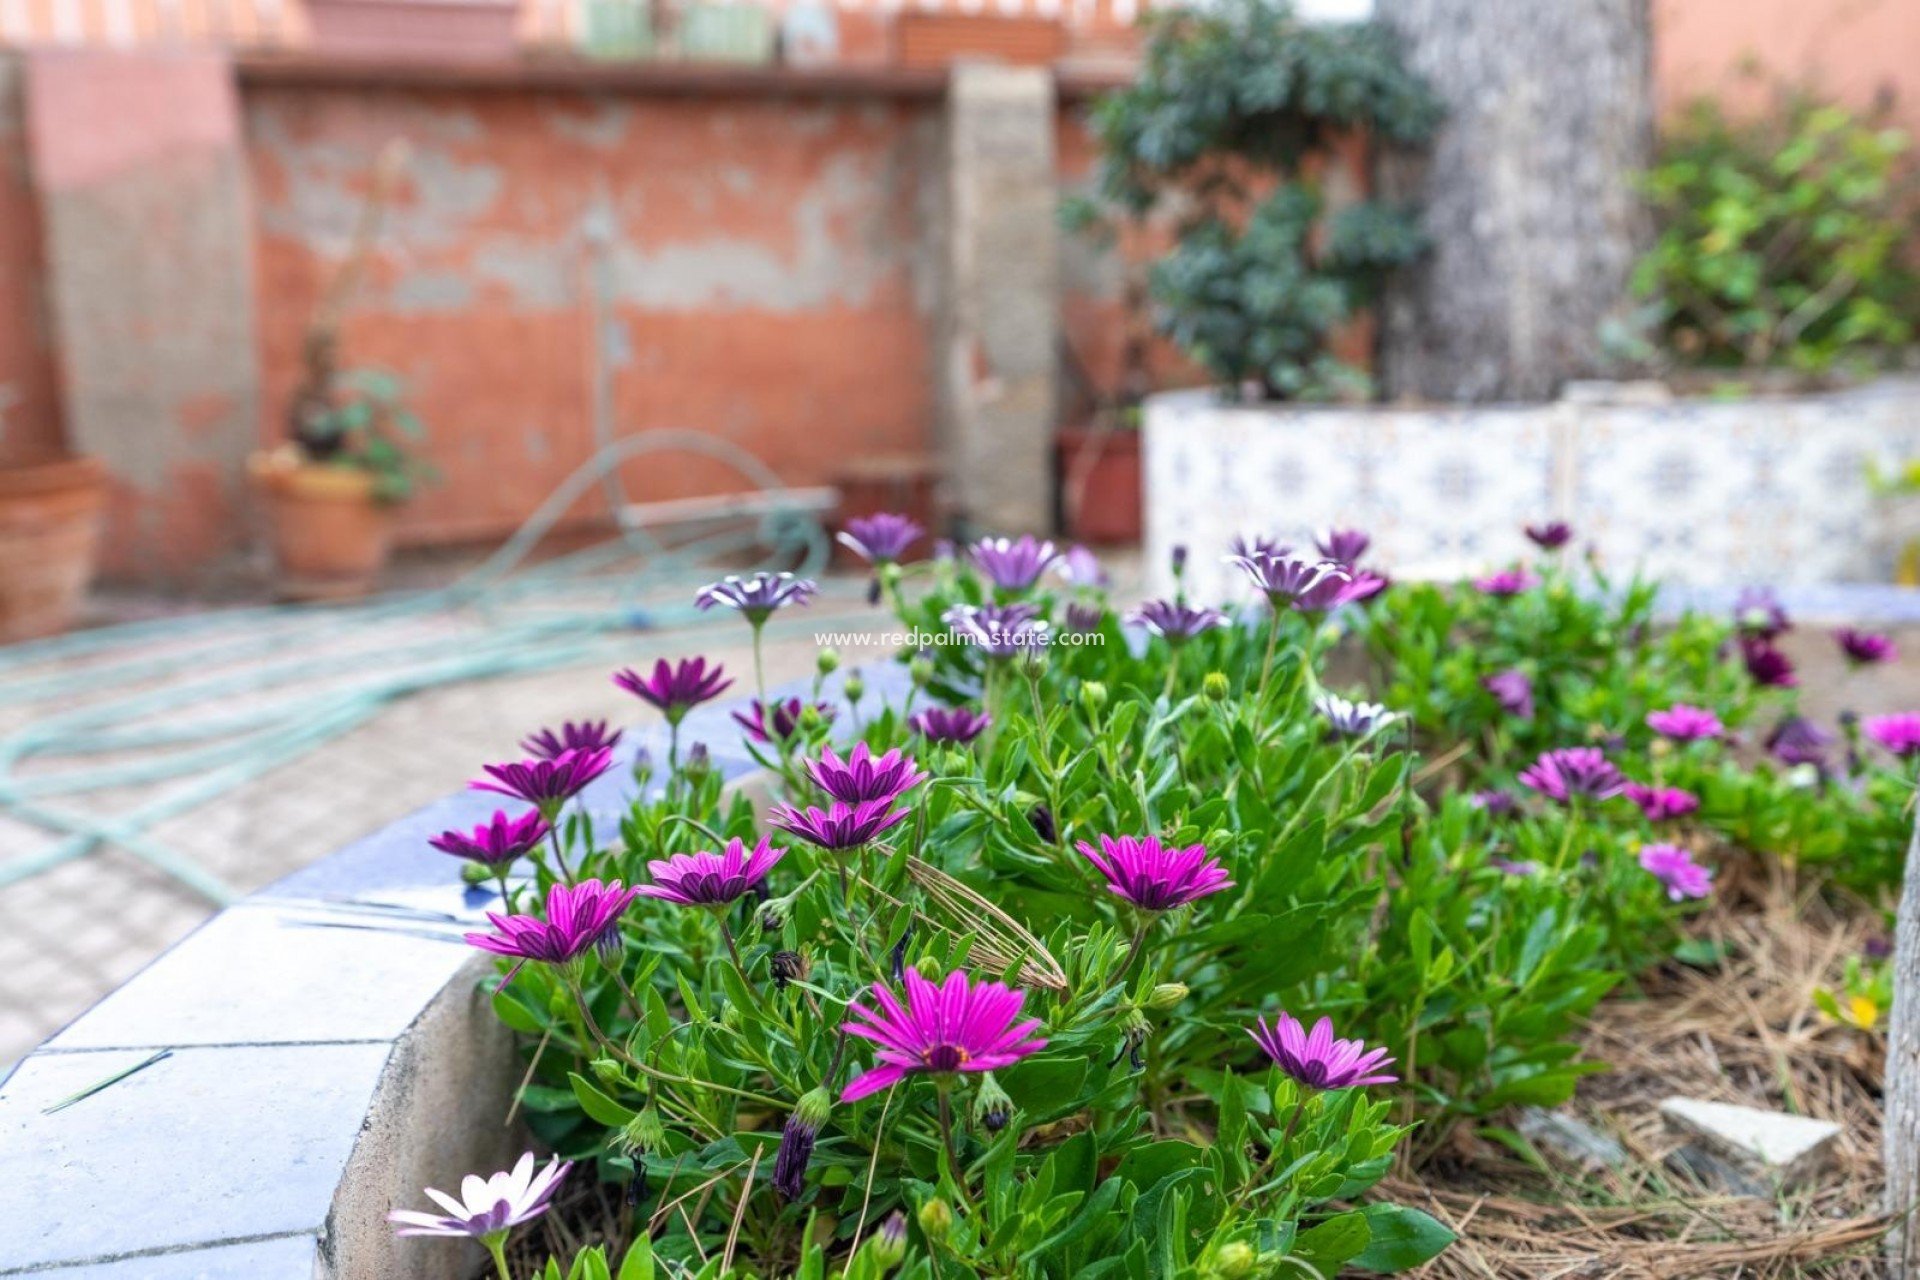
[24,50,258,586]
[938,63,1059,537]
[0,53,64,468]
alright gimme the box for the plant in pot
[1071,0,1441,406]
[252,362,433,601]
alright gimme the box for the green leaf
[568,1073,638,1127]
[1352,1203,1456,1272]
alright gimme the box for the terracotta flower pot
[0,455,106,643]
[251,454,395,601]
[1057,424,1142,546]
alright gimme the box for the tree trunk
[1374,0,1654,403]
[1886,815,1920,1275]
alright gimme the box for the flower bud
[917,1197,954,1240]
[1080,681,1109,715]
[971,1071,1013,1133]
[1209,1242,1258,1280]
[683,742,711,782]
[910,655,934,687]
[630,747,655,789]
[1203,672,1230,702]
[817,647,841,676]
[869,1211,909,1269]
[844,673,866,704]
[1146,982,1189,1011]
[1027,803,1057,844]
[459,861,493,887]
[590,1057,625,1087]
[618,1103,666,1156]
[915,955,943,980]
[799,705,825,733]
[773,1087,832,1201]
[1172,544,1190,577]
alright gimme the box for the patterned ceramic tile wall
[1143,379,1920,604]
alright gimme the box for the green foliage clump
[1077,0,1440,400]
[290,367,435,503]
[1632,96,1919,374]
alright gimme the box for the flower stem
[484,1234,514,1280]
[936,1083,976,1213]
[1253,606,1283,708]
[719,918,748,982]
[545,823,575,884]
[752,623,767,708]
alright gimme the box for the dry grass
[1394,857,1894,1279]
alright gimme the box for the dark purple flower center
[923,1043,969,1072]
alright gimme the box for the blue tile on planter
[19,1231,320,1278]
[0,1042,389,1271]
[44,898,477,1051]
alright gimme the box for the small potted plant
[251,364,433,601]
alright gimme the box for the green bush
[1633,96,1919,374]
[1075,0,1440,400]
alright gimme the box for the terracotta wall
[1653,0,1920,133]
[0,55,60,468]
[247,83,946,547]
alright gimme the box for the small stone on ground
[1658,1096,1841,1184]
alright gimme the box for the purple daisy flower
[1734,586,1790,640]
[1075,834,1233,911]
[613,657,732,722]
[1126,598,1227,643]
[970,535,1062,591]
[521,719,622,761]
[1475,567,1537,597]
[837,513,923,566]
[464,878,641,984]
[1056,544,1109,588]
[1472,789,1518,816]
[1767,716,1833,767]
[1227,550,1347,608]
[1228,532,1289,561]
[733,697,836,745]
[637,836,785,908]
[1313,526,1371,567]
[1646,704,1725,742]
[840,968,1048,1102]
[1624,783,1700,822]
[695,572,817,625]
[1313,693,1399,740]
[1482,669,1534,721]
[1741,638,1798,688]
[1339,569,1391,605]
[1062,601,1105,633]
[430,809,550,867]
[1865,713,1920,759]
[909,706,991,745]
[767,798,910,850]
[1294,565,1371,615]
[1837,628,1897,666]
[1493,857,1539,876]
[388,1152,571,1242]
[1518,747,1626,803]
[1250,1012,1398,1090]
[1639,843,1714,901]
[472,747,615,810]
[806,743,927,806]
[944,602,1050,658]
[1525,521,1573,550]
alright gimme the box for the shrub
[1074,0,1440,400]
[390,529,1916,1278]
[1632,95,1919,375]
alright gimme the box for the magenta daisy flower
[1482,669,1534,720]
[1313,527,1371,567]
[1518,747,1626,803]
[1250,1013,1398,1090]
[909,706,991,745]
[837,513,923,566]
[1126,599,1227,643]
[430,809,550,867]
[695,572,817,625]
[472,747,615,811]
[1639,843,1714,901]
[1646,704,1725,742]
[1339,569,1391,605]
[806,743,926,806]
[388,1152,571,1242]
[637,837,785,908]
[1741,638,1798,688]
[1767,716,1833,767]
[1525,520,1572,549]
[1865,713,1920,759]
[613,657,732,722]
[970,535,1063,591]
[521,720,622,761]
[840,968,1048,1102]
[1838,629,1898,666]
[733,697,836,745]
[1474,567,1537,597]
[767,798,909,850]
[465,878,641,984]
[1075,834,1233,911]
[1624,783,1700,822]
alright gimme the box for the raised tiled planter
[1144,378,1920,603]
[0,665,902,1278]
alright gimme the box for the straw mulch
[1394,857,1894,1279]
